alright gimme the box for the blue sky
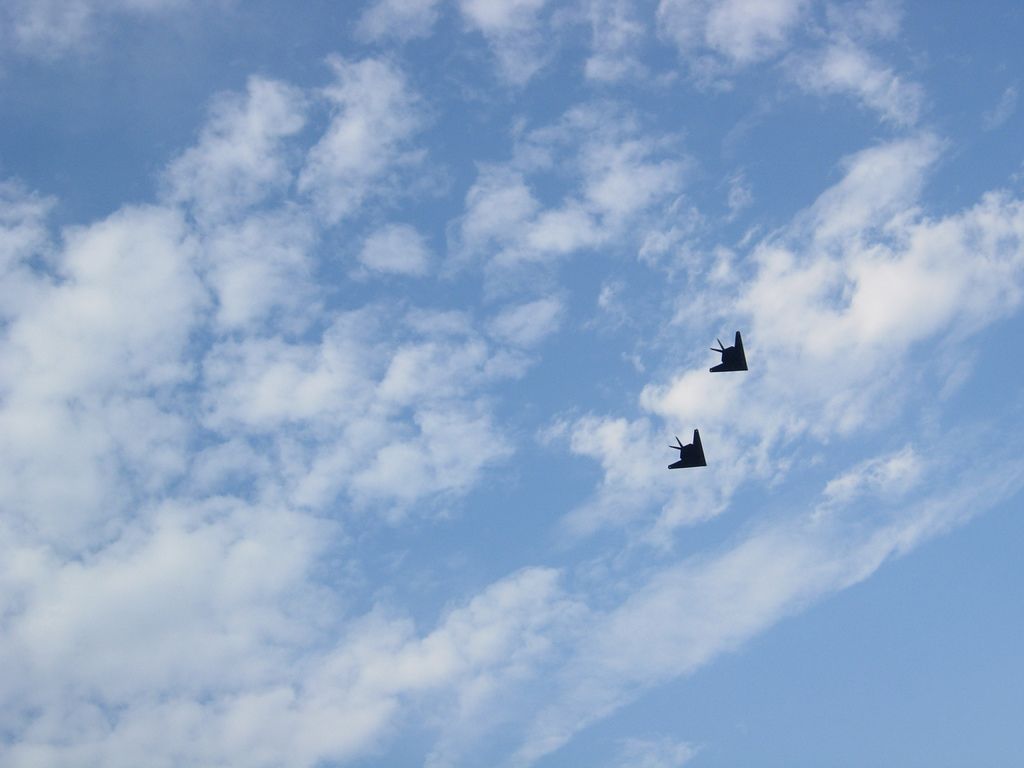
[1,1,1022,766]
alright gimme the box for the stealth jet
[668,430,707,469]
[710,331,748,372]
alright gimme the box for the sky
[0,1,1022,766]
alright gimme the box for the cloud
[747,154,1023,379]
[0,59,562,761]
[2,0,190,57]
[488,296,565,347]
[358,223,432,276]
[726,170,753,216]
[357,0,443,42]
[512,455,1024,766]
[609,737,697,768]
[804,133,941,241]
[298,56,426,224]
[787,40,924,126]
[198,303,524,514]
[583,0,649,83]
[458,0,553,84]
[0,194,538,768]
[389,0,652,86]
[657,0,810,68]
[558,134,1024,543]
[0,181,54,321]
[824,0,903,41]
[455,165,541,260]
[202,208,319,331]
[982,84,1019,131]
[0,204,206,549]
[5,11,1024,766]
[164,77,309,225]
[160,76,321,339]
[0,501,575,767]
[820,445,924,510]
[454,105,687,272]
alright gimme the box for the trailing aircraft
[668,430,706,469]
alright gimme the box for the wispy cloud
[983,84,1019,130]
[357,0,444,42]
[458,0,554,84]
[511,452,1024,766]
[2,0,191,57]
[559,133,1024,543]
[165,77,309,225]
[357,223,432,276]
[454,104,688,275]
[299,56,427,224]
[3,4,1023,766]
[657,0,811,73]
[787,40,924,126]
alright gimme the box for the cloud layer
[2,3,1023,766]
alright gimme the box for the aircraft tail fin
[734,331,748,371]
[691,429,707,466]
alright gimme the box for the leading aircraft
[710,330,748,372]
[668,430,706,469]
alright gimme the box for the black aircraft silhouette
[668,430,706,469]
[710,331,747,372]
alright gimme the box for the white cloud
[460,0,546,32]
[488,296,564,347]
[199,304,523,514]
[3,0,190,57]
[704,0,810,63]
[581,136,685,222]
[983,84,1019,131]
[299,56,426,223]
[203,208,319,330]
[5,14,1024,767]
[455,106,687,272]
[747,194,1024,389]
[558,134,1024,543]
[557,412,734,544]
[422,567,586,768]
[583,0,649,83]
[458,0,552,84]
[357,0,443,42]
[348,404,510,506]
[788,41,924,126]
[0,180,53,268]
[0,154,552,760]
[0,63,557,758]
[0,204,206,549]
[0,181,54,321]
[164,77,308,225]
[358,223,432,276]
[744,147,1023,400]
[0,502,575,767]
[657,0,810,67]
[455,165,540,260]
[825,0,903,41]
[522,205,601,257]
[726,171,753,216]
[805,133,941,243]
[610,737,697,768]
[512,454,1024,766]
[820,445,923,509]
